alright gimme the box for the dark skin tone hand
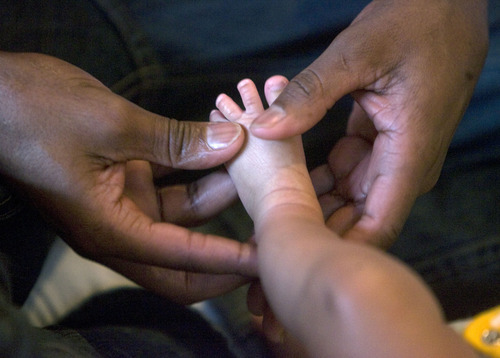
[251,0,489,248]
[0,52,257,304]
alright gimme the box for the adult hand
[250,0,489,247]
[0,52,256,303]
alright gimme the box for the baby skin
[212,77,477,358]
[210,76,321,227]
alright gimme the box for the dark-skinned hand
[0,52,256,304]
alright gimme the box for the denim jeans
[0,0,499,355]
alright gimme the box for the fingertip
[310,164,335,195]
[237,78,253,89]
[215,93,227,108]
[342,216,395,248]
[325,203,362,237]
[237,79,257,99]
[328,136,371,184]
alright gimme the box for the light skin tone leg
[212,77,477,358]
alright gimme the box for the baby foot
[210,76,321,226]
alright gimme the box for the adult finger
[327,131,419,247]
[310,164,335,196]
[124,160,238,228]
[159,169,238,227]
[309,164,346,220]
[102,256,251,304]
[249,21,393,139]
[334,171,417,248]
[249,0,465,141]
[82,205,258,277]
[118,104,245,169]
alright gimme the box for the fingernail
[251,107,285,130]
[207,122,242,150]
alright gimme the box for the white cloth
[21,238,137,327]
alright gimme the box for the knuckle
[159,118,200,167]
[153,116,175,165]
[289,68,325,101]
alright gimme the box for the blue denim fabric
[389,159,500,320]
[123,0,369,65]
[452,2,500,150]
[61,288,239,358]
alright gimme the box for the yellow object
[464,306,500,357]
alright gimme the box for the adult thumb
[126,108,245,170]
[250,51,359,140]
